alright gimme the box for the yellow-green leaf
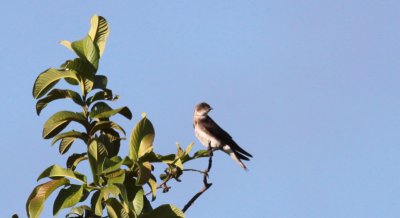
[26,178,69,218]
[53,185,84,216]
[129,116,155,161]
[89,15,109,57]
[33,68,80,99]
[37,164,86,183]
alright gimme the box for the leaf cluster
[26,15,208,218]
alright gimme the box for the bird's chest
[194,126,221,149]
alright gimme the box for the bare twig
[182,148,213,213]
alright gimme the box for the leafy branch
[25,15,211,218]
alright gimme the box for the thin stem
[182,148,213,213]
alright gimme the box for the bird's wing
[201,116,252,158]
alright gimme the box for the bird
[193,102,252,170]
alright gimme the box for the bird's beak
[210,107,213,111]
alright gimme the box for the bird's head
[195,102,213,116]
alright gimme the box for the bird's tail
[222,145,248,170]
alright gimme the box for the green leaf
[139,204,185,218]
[90,102,132,120]
[52,130,88,146]
[90,121,126,136]
[37,164,86,183]
[139,152,176,164]
[88,139,107,184]
[106,198,130,218]
[26,178,69,218]
[53,185,84,216]
[105,169,126,184]
[91,190,103,216]
[60,40,73,51]
[43,111,88,139]
[136,162,152,186]
[36,89,83,115]
[59,137,75,154]
[33,68,80,99]
[93,75,108,90]
[66,153,87,170]
[66,205,92,217]
[89,15,109,57]
[102,156,124,174]
[86,89,113,106]
[52,131,88,155]
[133,188,144,215]
[147,177,157,201]
[99,130,121,157]
[129,115,155,161]
[61,58,96,75]
[71,35,100,70]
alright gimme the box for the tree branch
[182,148,213,213]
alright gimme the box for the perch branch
[182,147,213,213]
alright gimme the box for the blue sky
[1,0,400,217]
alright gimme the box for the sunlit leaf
[37,164,86,183]
[89,15,109,57]
[106,198,130,218]
[147,177,157,201]
[71,35,99,70]
[36,89,83,115]
[26,178,69,218]
[101,156,124,174]
[33,68,80,99]
[88,139,107,184]
[65,205,92,218]
[91,190,103,216]
[53,185,83,216]
[139,204,185,218]
[136,162,152,186]
[129,116,155,161]
[133,188,144,215]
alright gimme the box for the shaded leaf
[93,75,107,90]
[37,164,86,183]
[43,111,88,139]
[129,115,155,161]
[86,89,113,106]
[33,68,79,99]
[36,89,83,115]
[66,153,87,170]
[90,121,126,136]
[90,102,132,120]
[53,184,83,216]
[26,178,69,218]
[99,130,121,157]
[136,162,152,186]
[52,130,88,146]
